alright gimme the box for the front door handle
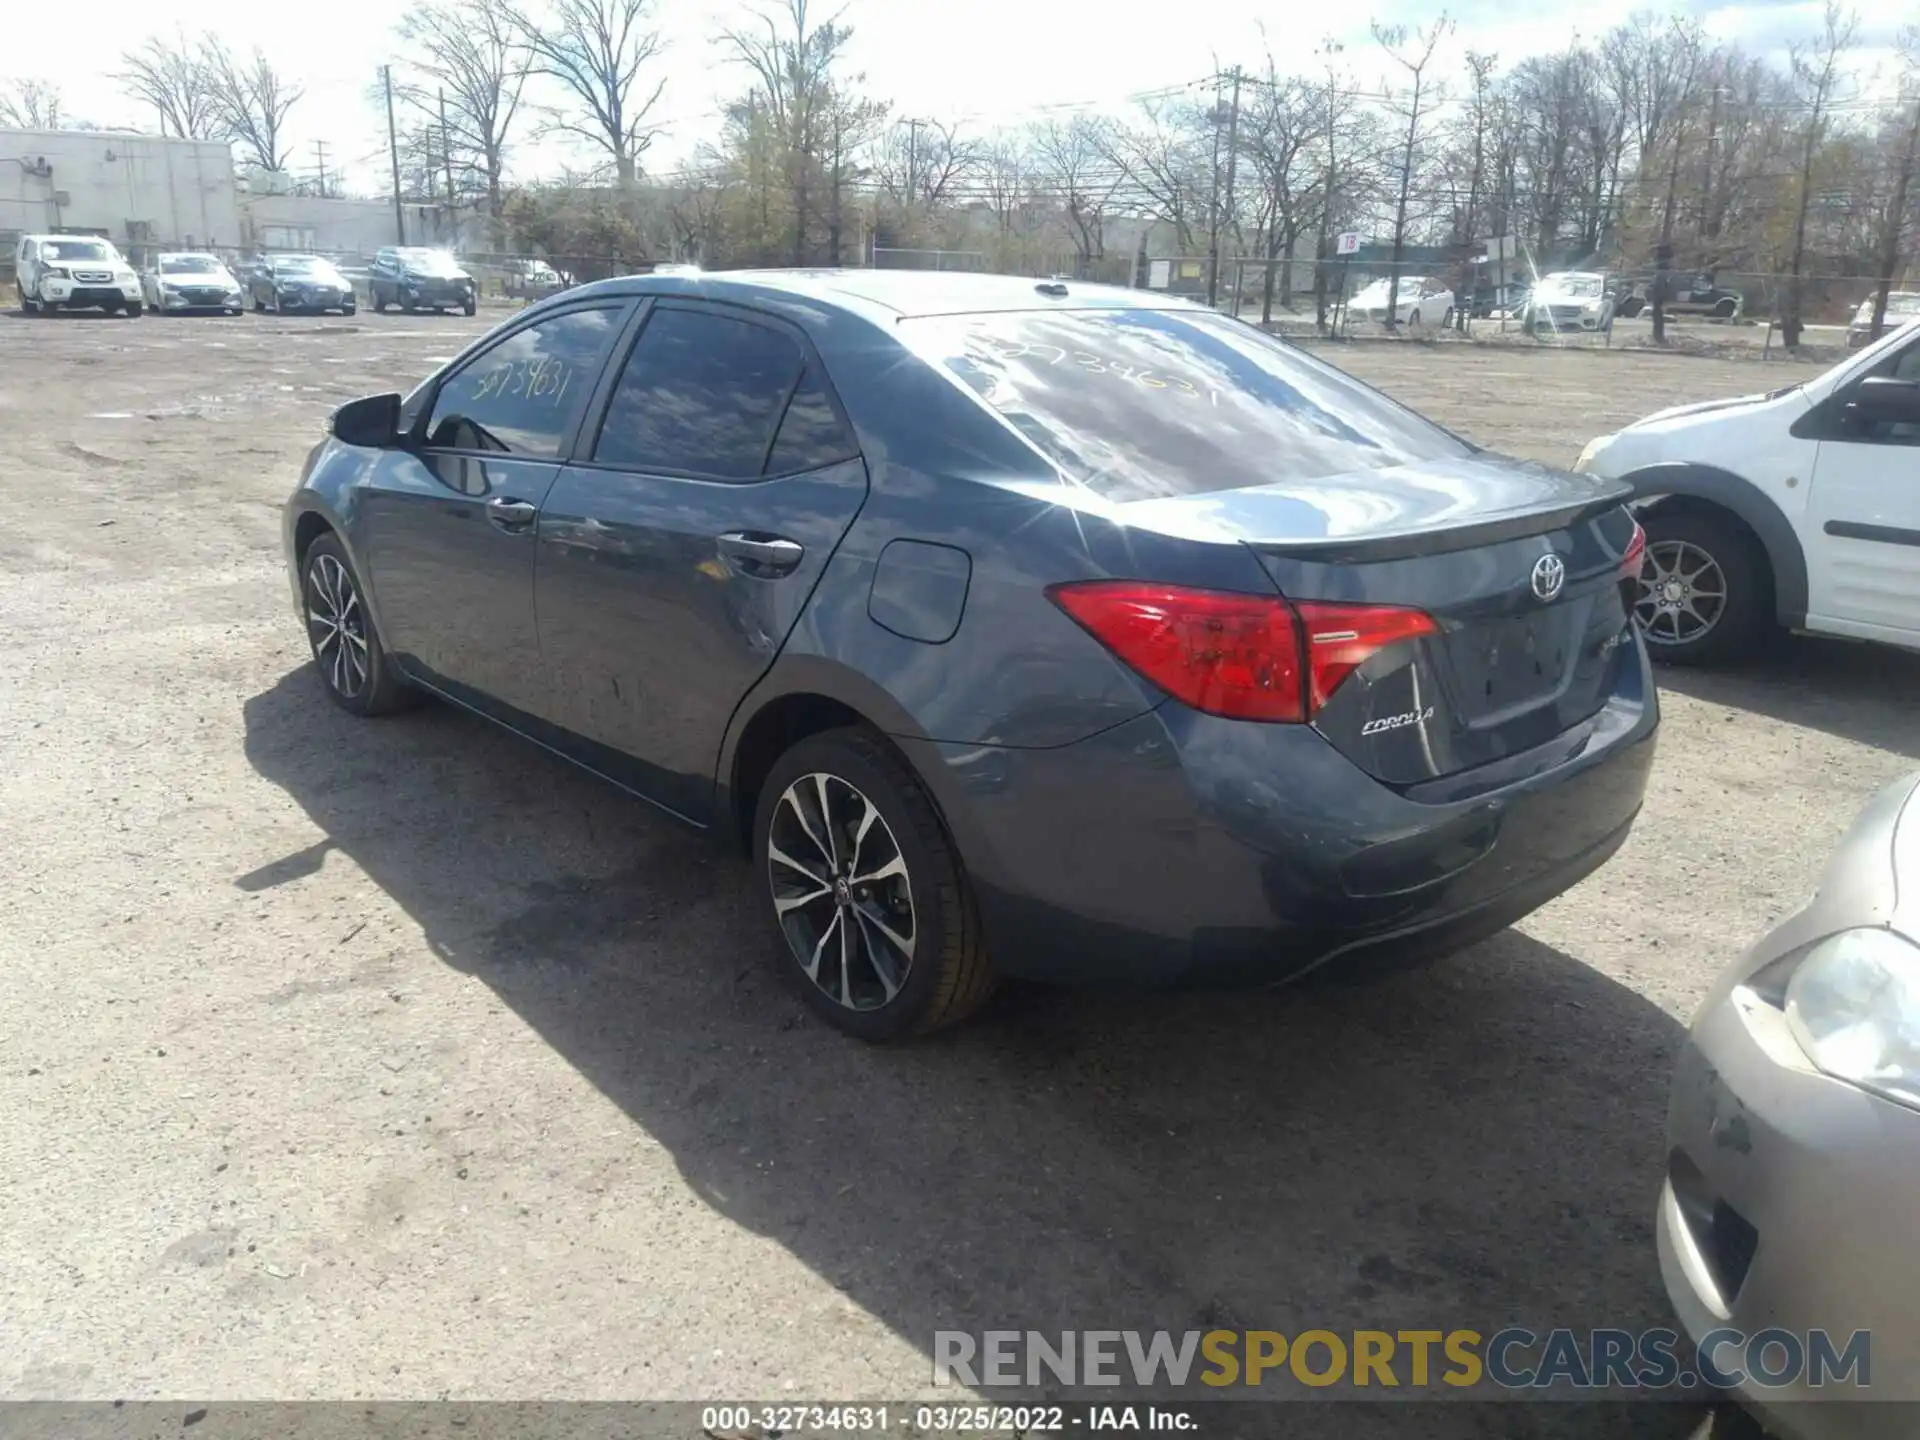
[716,532,804,577]
[487,497,539,532]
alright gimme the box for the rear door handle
[716,532,804,576]
[487,497,539,532]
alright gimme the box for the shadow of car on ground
[242,668,1704,1440]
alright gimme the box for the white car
[1576,320,1920,664]
[1347,275,1454,328]
[1522,271,1614,332]
[1849,291,1920,349]
[15,233,143,316]
[140,252,246,315]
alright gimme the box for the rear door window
[898,308,1472,503]
[592,306,807,479]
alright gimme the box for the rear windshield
[899,308,1471,502]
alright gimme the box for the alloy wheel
[767,772,916,1012]
[306,553,371,698]
[1636,539,1727,647]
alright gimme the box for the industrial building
[1,127,241,263]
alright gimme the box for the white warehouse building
[1,128,241,261]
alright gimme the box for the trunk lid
[1120,455,1640,786]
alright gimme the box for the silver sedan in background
[140,252,246,315]
[1661,770,1920,1439]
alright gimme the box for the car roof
[558,268,1210,322]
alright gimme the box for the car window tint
[425,306,623,457]
[900,308,1471,502]
[766,366,857,474]
[594,308,805,478]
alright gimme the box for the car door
[353,300,634,720]
[535,300,870,822]
[1802,332,1920,646]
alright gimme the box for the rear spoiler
[1246,493,1630,566]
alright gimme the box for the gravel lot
[4,311,1917,1434]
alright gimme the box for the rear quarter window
[898,308,1471,503]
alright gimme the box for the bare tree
[1373,13,1454,325]
[512,0,668,198]
[0,77,66,129]
[1027,114,1117,275]
[1100,97,1209,254]
[117,34,222,139]
[721,0,877,264]
[1867,27,1920,340]
[1242,65,1321,322]
[1782,2,1859,348]
[395,0,532,240]
[200,40,303,171]
[875,117,980,208]
[978,132,1029,236]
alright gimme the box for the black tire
[124,301,142,318]
[1714,297,1738,319]
[299,533,413,716]
[462,299,477,317]
[1635,508,1771,667]
[342,304,356,317]
[373,288,389,313]
[752,727,995,1041]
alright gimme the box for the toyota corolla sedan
[282,271,1658,1039]
[1660,770,1920,1438]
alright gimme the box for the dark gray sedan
[282,271,1659,1038]
[249,254,356,315]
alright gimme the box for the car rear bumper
[905,631,1659,986]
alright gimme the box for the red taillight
[1048,581,1436,723]
[1294,601,1441,712]
[1619,520,1646,580]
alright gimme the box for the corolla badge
[1531,553,1566,602]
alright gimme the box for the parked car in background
[1617,276,1745,320]
[15,233,143,316]
[1520,271,1615,332]
[1465,281,1527,319]
[1576,319,1920,664]
[1848,291,1920,348]
[368,247,478,315]
[1660,768,1920,1439]
[248,255,357,315]
[1347,275,1456,327]
[502,258,564,299]
[284,271,1657,1040]
[140,252,245,315]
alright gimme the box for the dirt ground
[3,310,1918,1434]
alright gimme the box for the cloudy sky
[11,0,1916,195]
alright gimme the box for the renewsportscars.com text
[934,1328,1871,1393]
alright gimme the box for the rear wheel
[462,298,477,317]
[1714,297,1739,319]
[300,533,413,716]
[753,728,995,1041]
[1635,509,1770,666]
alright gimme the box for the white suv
[1576,320,1920,664]
[15,233,144,316]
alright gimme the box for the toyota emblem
[1531,553,1566,602]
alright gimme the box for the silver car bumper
[1659,773,1920,1437]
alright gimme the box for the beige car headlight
[1785,928,1920,1111]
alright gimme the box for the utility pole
[1205,77,1224,308]
[1698,86,1722,238]
[1217,65,1243,314]
[905,118,924,206]
[438,87,458,231]
[382,66,407,245]
[312,139,329,199]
